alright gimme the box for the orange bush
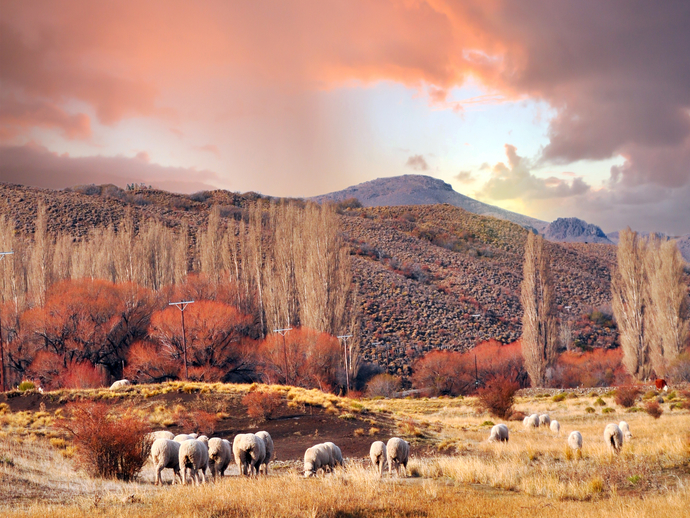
[550,348,629,388]
[243,391,282,421]
[477,376,519,419]
[57,401,151,481]
[258,327,341,391]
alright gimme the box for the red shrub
[411,351,471,396]
[258,328,341,391]
[175,409,219,435]
[57,401,151,480]
[644,400,663,419]
[550,349,629,388]
[242,391,282,421]
[477,376,519,419]
[614,386,641,408]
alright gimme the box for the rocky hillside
[0,182,622,377]
[310,175,548,232]
[544,217,613,244]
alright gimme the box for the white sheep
[189,433,198,439]
[197,435,209,447]
[522,416,529,427]
[619,421,633,440]
[539,414,551,427]
[369,441,387,477]
[568,431,583,452]
[148,430,175,442]
[303,443,332,477]
[550,420,560,436]
[488,424,509,443]
[151,438,182,485]
[604,423,624,455]
[386,437,410,477]
[179,439,208,485]
[174,434,193,443]
[323,442,343,469]
[525,414,540,428]
[109,379,131,390]
[233,433,266,477]
[255,431,274,476]
[208,438,232,480]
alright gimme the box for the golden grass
[1,384,689,516]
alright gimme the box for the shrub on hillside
[477,376,519,419]
[644,400,663,419]
[243,391,282,421]
[58,401,151,481]
[614,386,641,408]
[365,374,401,398]
[176,408,219,435]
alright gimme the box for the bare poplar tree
[28,204,52,307]
[520,232,557,387]
[611,228,651,380]
[198,205,223,285]
[646,238,689,375]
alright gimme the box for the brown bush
[477,376,519,419]
[365,374,401,398]
[176,408,218,435]
[57,401,151,481]
[644,400,663,419]
[614,386,641,408]
[243,391,282,421]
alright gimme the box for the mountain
[310,175,549,232]
[544,217,613,244]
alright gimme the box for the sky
[1,1,690,234]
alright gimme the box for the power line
[169,301,194,380]
[0,251,14,392]
[338,334,353,393]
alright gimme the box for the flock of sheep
[485,412,633,455]
[148,430,410,485]
[148,412,631,485]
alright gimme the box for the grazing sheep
[179,439,208,485]
[619,421,633,440]
[568,431,583,452]
[255,431,274,475]
[386,437,410,477]
[369,441,387,477]
[550,420,560,436]
[525,414,540,428]
[174,434,193,443]
[148,430,175,442]
[208,438,232,480]
[522,416,529,427]
[604,423,624,455]
[323,442,343,469]
[151,438,182,485]
[197,435,209,447]
[233,433,266,477]
[303,444,333,477]
[109,379,131,390]
[488,424,509,443]
[539,414,551,427]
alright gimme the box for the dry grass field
[1,384,690,517]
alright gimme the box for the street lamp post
[0,251,14,393]
[169,301,194,380]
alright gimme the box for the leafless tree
[611,228,651,380]
[646,237,689,376]
[520,232,557,387]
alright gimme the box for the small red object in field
[655,378,668,391]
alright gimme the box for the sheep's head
[303,462,315,477]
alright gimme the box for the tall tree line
[0,200,356,346]
[612,228,688,380]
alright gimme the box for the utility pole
[273,328,292,385]
[338,335,353,393]
[169,301,194,380]
[0,251,14,393]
